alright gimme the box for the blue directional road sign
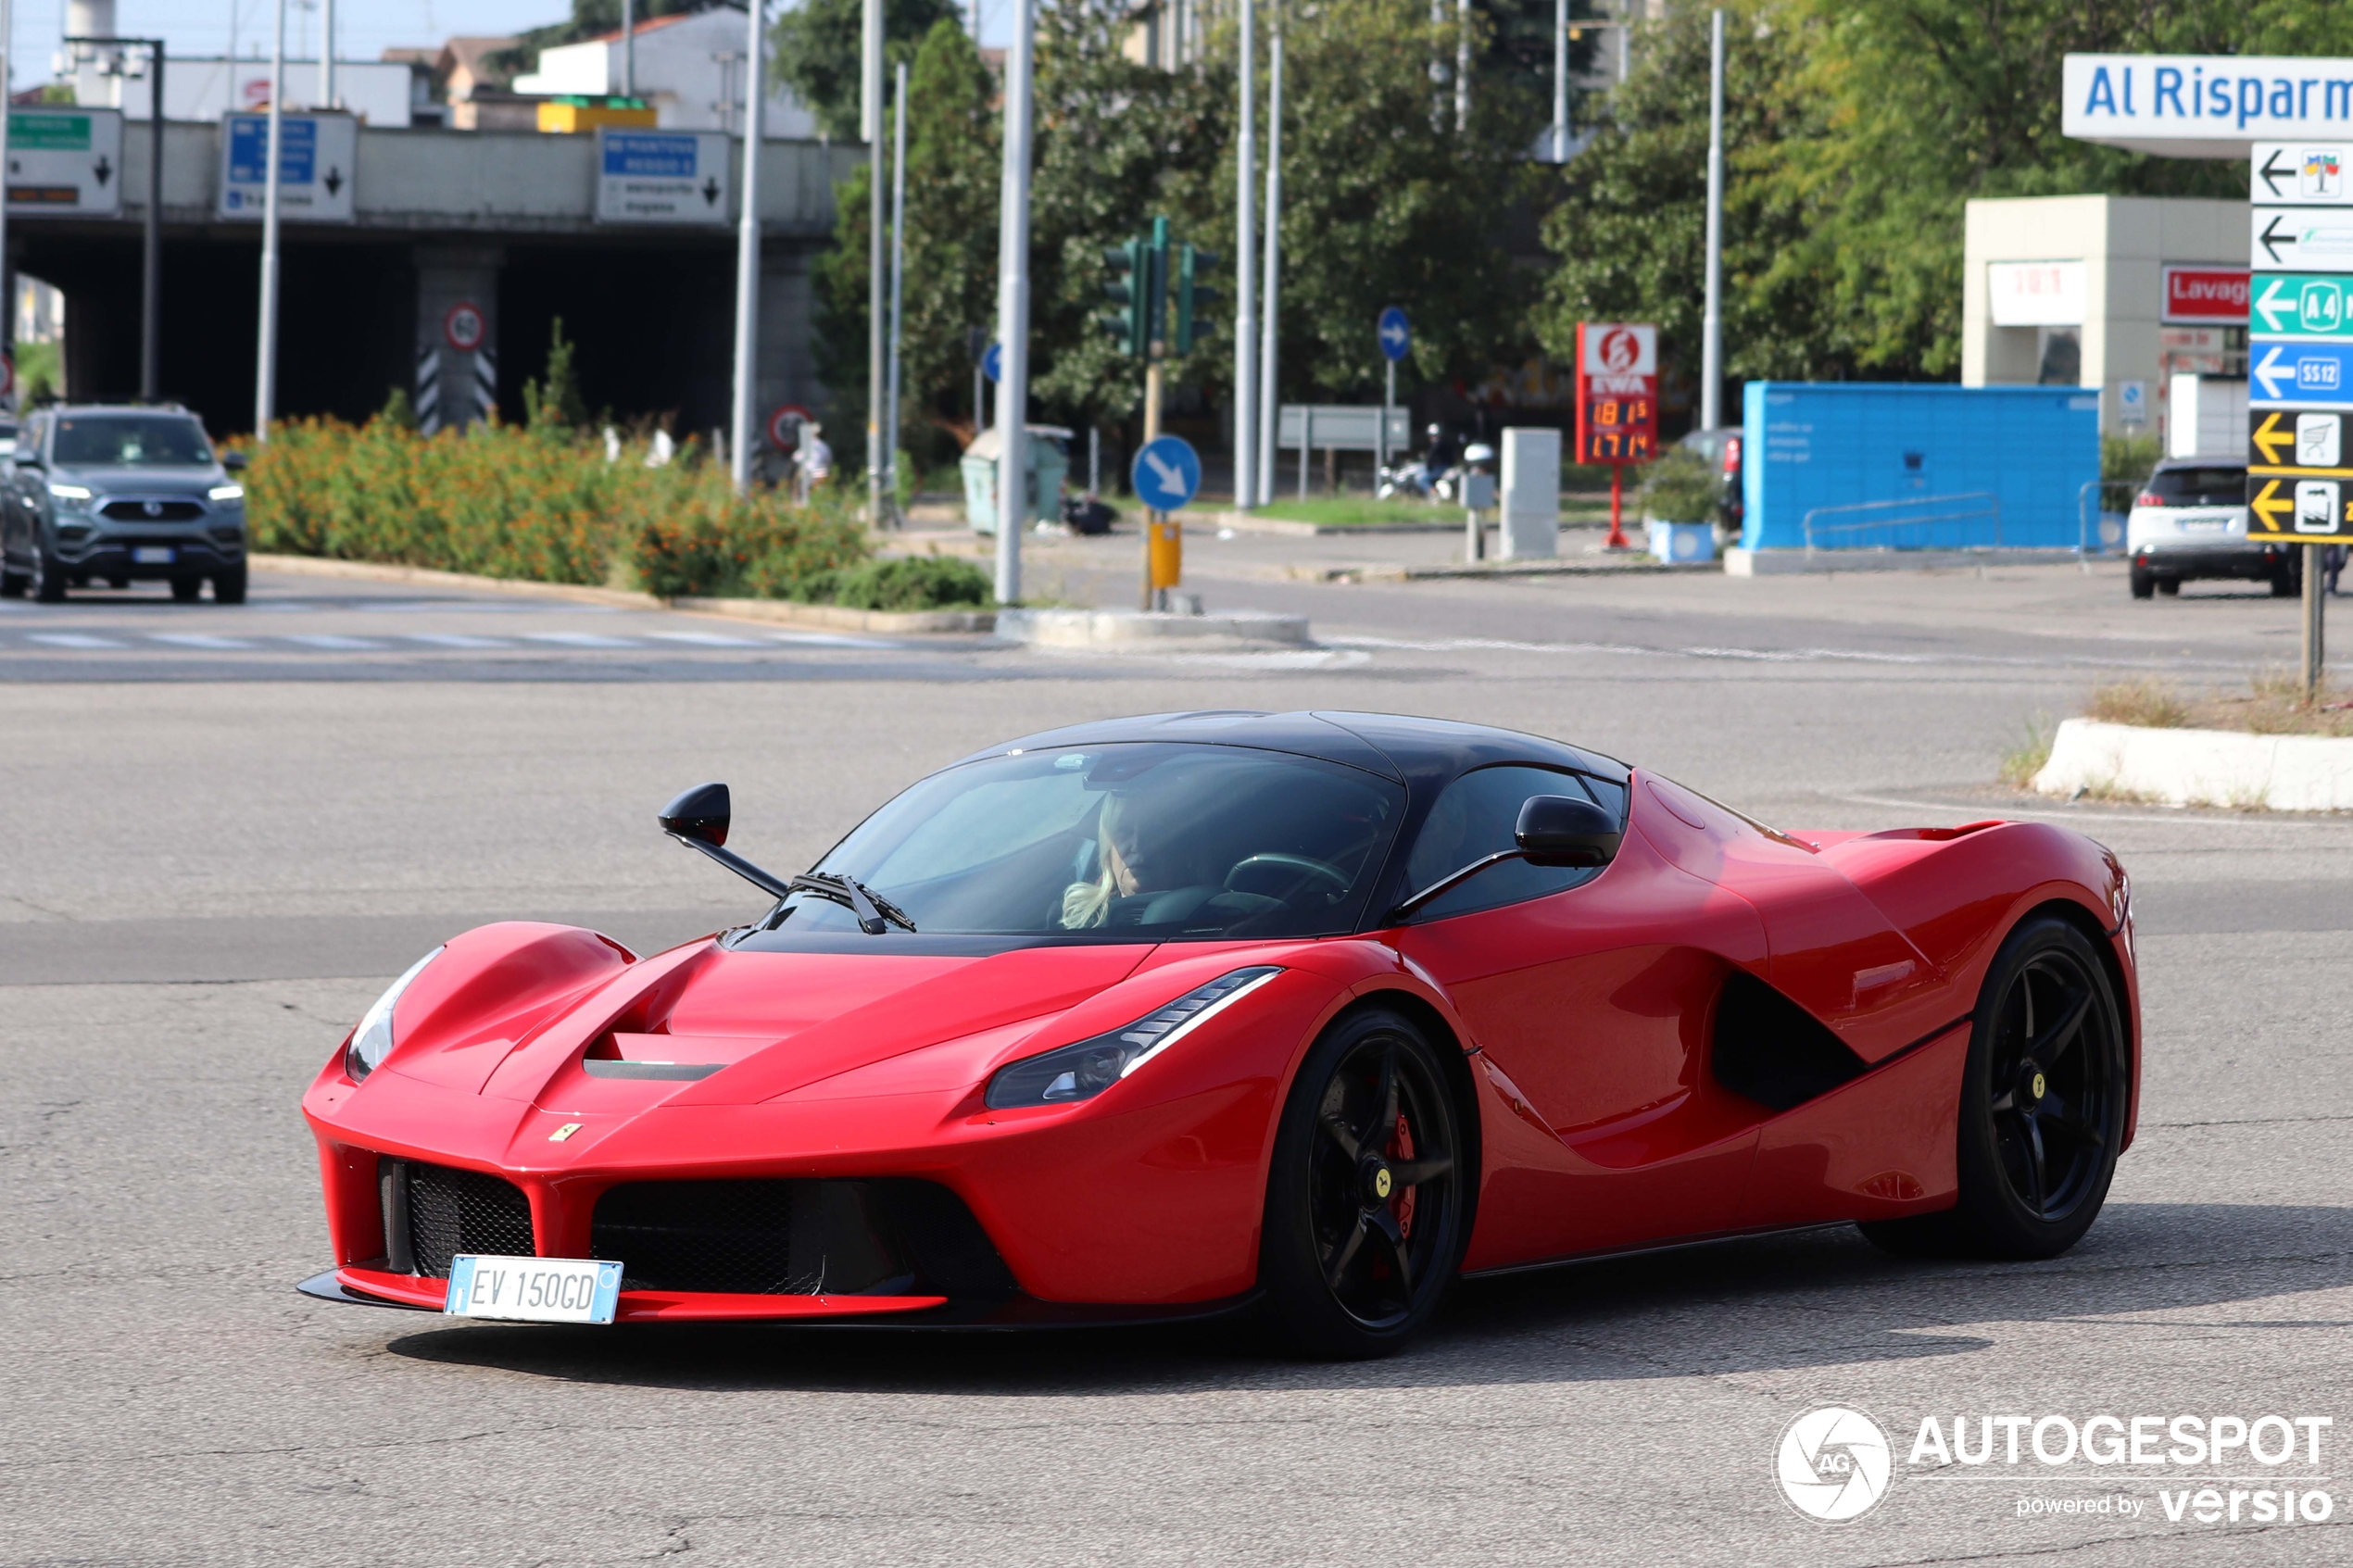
[1131,435,1202,511]
[982,342,1002,383]
[2250,340,2353,408]
[1378,307,1411,364]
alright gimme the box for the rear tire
[211,566,247,604]
[2271,565,2299,597]
[2128,567,2154,600]
[2156,578,2180,596]
[1860,913,2126,1260]
[1259,1007,1471,1358]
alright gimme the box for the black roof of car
[963,710,1631,789]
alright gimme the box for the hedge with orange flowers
[241,415,869,599]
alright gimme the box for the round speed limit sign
[444,302,487,353]
[768,403,813,450]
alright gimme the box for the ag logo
[1775,1406,1893,1523]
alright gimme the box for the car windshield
[2146,466,2245,506]
[751,743,1406,942]
[53,415,214,468]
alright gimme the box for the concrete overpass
[21,121,859,442]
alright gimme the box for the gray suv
[1,405,248,603]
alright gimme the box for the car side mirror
[659,782,731,847]
[222,450,250,471]
[1515,795,1622,869]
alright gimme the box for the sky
[15,0,1005,73]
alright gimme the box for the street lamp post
[1233,0,1256,510]
[253,0,284,435]
[729,0,765,493]
[64,33,165,401]
[863,0,885,527]
[1700,7,1726,432]
[990,0,1037,605]
[1254,18,1281,506]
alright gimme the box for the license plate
[132,546,175,564]
[444,1254,622,1323]
[2179,517,2230,532]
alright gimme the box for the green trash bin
[961,425,1071,534]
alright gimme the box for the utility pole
[0,0,9,408]
[1552,0,1567,161]
[254,2,286,436]
[623,0,635,97]
[1454,0,1469,132]
[728,0,764,493]
[320,0,334,106]
[885,59,907,510]
[1254,17,1281,507]
[863,0,885,527]
[1233,0,1256,510]
[1700,8,1725,431]
[991,0,1037,605]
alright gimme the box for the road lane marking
[25,633,125,648]
[148,633,257,649]
[398,633,514,648]
[648,631,768,646]
[283,633,384,649]
[522,632,640,648]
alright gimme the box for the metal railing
[2077,479,2136,557]
[1801,492,2002,556]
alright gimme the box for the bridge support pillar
[415,246,504,433]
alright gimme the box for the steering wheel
[1225,852,1351,897]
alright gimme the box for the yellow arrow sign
[2251,411,2294,465]
[2250,477,2296,532]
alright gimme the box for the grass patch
[1252,497,1469,527]
[2085,678,2194,729]
[1999,713,2056,789]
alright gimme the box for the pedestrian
[794,421,834,505]
[2326,544,2347,596]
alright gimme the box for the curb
[250,553,994,634]
[2032,718,2353,812]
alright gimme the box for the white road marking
[648,631,768,647]
[283,633,384,650]
[26,633,125,648]
[763,631,898,648]
[399,633,514,649]
[148,633,256,649]
[522,632,639,648]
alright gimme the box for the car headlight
[208,484,245,502]
[48,483,93,513]
[984,966,1283,1110]
[345,947,445,1082]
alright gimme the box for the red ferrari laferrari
[299,710,2139,1356]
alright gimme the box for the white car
[2126,458,2297,599]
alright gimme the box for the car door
[1391,765,1770,1262]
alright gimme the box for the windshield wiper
[786,872,917,935]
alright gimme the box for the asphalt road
[4,558,2349,1565]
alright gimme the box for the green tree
[774,0,966,142]
[813,19,1000,468]
[523,319,591,433]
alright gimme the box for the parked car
[2125,458,2296,599]
[0,404,248,603]
[1678,425,1744,542]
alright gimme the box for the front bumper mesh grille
[387,1160,535,1278]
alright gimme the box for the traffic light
[1173,242,1217,355]
[1100,236,1152,358]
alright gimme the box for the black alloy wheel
[1260,1007,1470,1357]
[30,542,67,603]
[1862,913,2126,1260]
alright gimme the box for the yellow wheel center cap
[1374,1167,1393,1199]
[2031,1072,2047,1101]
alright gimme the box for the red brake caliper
[1389,1113,1416,1238]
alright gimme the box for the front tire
[212,565,247,604]
[1861,914,2126,1260]
[1259,1007,1470,1358]
[30,543,67,603]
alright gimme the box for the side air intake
[1711,970,1870,1112]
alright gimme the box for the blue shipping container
[1741,383,2101,552]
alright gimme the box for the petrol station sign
[1573,321,1657,465]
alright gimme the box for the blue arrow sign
[982,342,1002,383]
[2250,340,2353,408]
[1131,434,1202,511]
[1378,307,1410,364]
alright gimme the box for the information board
[2246,139,2353,538]
[595,130,730,225]
[217,113,358,222]
[5,107,123,216]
